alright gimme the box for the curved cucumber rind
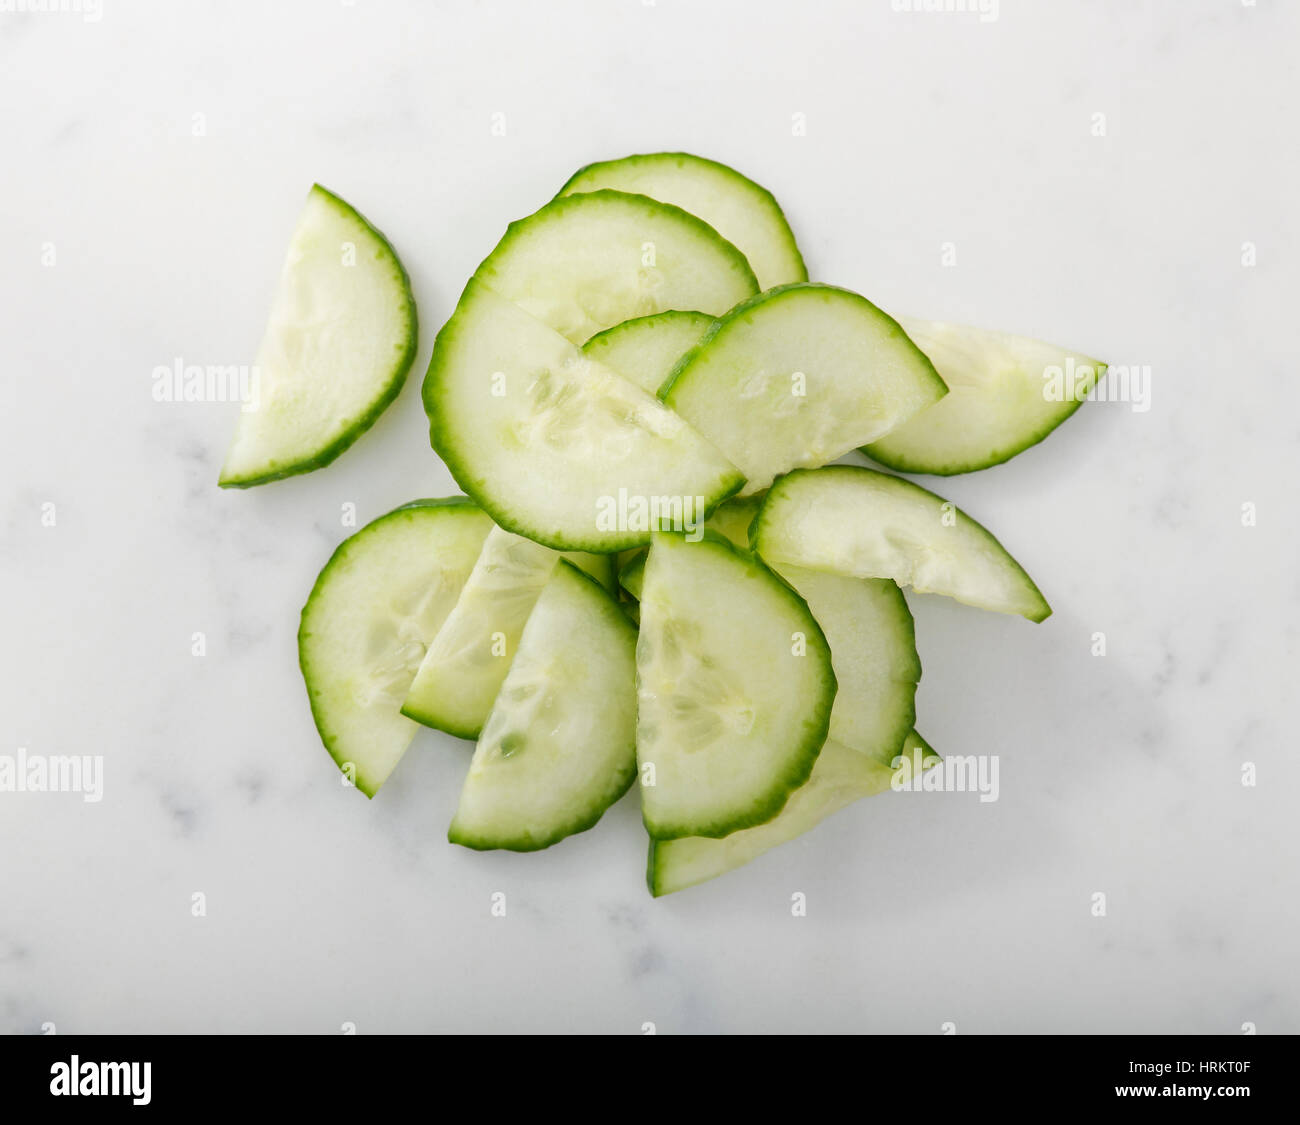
[473,189,759,345]
[400,526,612,739]
[449,561,638,851]
[648,730,938,896]
[557,151,808,290]
[636,532,836,841]
[662,284,949,494]
[753,466,1052,622]
[423,278,745,552]
[770,567,919,763]
[219,184,418,488]
[298,497,492,797]
[581,310,716,396]
[864,317,1107,475]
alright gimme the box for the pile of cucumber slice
[225,152,1102,895]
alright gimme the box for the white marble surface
[2,0,1297,1034]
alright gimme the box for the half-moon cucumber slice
[662,284,948,494]
[298,498,492,797]
[220,184,417,488]
[648,731,939,896]
[864,317,1107,475]
[769,566,919,762]
[752,466,1051,622]
[473,189,758,344]
[581,310,715,396]
[448,561,638,851]
[401,526,612,739]
[557,151,807,290]
[636,532,836,840]
[423,279,743,552]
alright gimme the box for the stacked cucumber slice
[224,153,1101,895]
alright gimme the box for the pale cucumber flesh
[558,152,808,290]
[401,526,612,739]
[769,566,919,763]
[581,310,715,396]
[865,316,1106,475]
[473,189,758,345]
[663,284,948,494]
[754,466,1051,622]
[298,499,492,797]
[423,279,744,552]
[220,184,416,488]
[449,561,638,851]
[636,533,836,840]
[648,731,939,896]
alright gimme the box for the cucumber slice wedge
[770,567,919,762]
[473,189,758,344]
[753,466,1052,622]
[618,497,762,601]
[449,561,638,851]
[636,532,836,840]
[219,184,417,488]
[648,731,938,896]
[703,493,764,548]
[423,279,744,552]
[581,310,715,395]
[401,526,612,739]
[558,152,808,290]
[662,284,948,494]
[864,317,1107,475]
[298,498,492,797]
[618,549,647,602]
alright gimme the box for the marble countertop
[2,0,1296,1034]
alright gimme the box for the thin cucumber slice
[401,526,612,739]
[864,317,1107,475]
[449,561,638,851]
[473,189,758,345]
[648,731,938,896]
[662,284,948,494]
[298,498,492,797]
[219,184,417,488]
[423,279,744,552]
[770,567,918,763]
[636,532,836,840]
[581,310,715,395]
[753,466,1051,622]
[617,498,761,601]
[558,152,808,290]
[618,549,647,601]
[703,493,764,548]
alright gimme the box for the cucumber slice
[662,284,948,495]
[753,466,1052,622]
[618,549,647,601]
[636,532,836,840]
[770,567,918,762]
[423,279,744,552]
[648,731,938,896]
[449,561,638,851]
[617,497,762,601]
[703,493,764,548]
[219,184,417,488]
[401,526,612,739]
[864,317,1107,475]
[473,189,758,345]
[558,152,808,290]
[581,310,715,395]
[298,498,492,797]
